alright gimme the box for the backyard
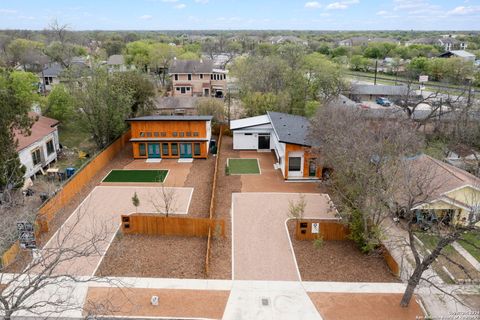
[102,169,168,183]
[227,158,260,175]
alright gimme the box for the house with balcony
[126,115,212,161]
[14,113,60,179]
[169,59,227,98]
[230,112,322,180]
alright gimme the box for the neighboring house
[348,84,409,102]
[106,54,129,72]
[126,115,212,160]
[269,35,308,46]
[153,96,199,116]
[438,50,476,62]
[14,113,60,179]
[169,59,227,98]
[230,112,322,180]
[39,63,63,92]
[338,37,399,47]
[406,37,467,51]
[398,154,480,227]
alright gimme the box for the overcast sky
[0,0,479,30]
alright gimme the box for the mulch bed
[184,155,215,218]
[96,233,206,279]
[208,136,241,279]
[287,221,398,282]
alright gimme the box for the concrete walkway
[232,193,335,281]
[452,242,480,272]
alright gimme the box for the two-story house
[168,59,227,98]
[126,115,212,160]
[14,113,60,179]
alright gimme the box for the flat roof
[230,115,271,130]
[127,115,213,121]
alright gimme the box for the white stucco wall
[232,123,273,150]
[19,129,59,178]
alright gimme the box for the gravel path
[184,156,215,218]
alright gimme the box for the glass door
[148,143,160,158]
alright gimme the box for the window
[200,74,203,79]
[173,132,178,137]
[146,132,152,137]
[154,132,159,137]
[31,149,42,166]
[193,132,199,137]
[161,132,166,137]
[176,87,180,91]
[139,143,146,156]
[194,143,201,156]
[179,132,184,137]
[140,132,145,137]
[188,74,192,80]
[186,132,192,137]
[181,87,186,94]
[162,143,169,156]
[288,157,302,172]
[46,139,55,155]
[174,74,178,81]
[171,143,178,156]
[244,133,252,136]
[186,87,190,91]
[211,74,213,80]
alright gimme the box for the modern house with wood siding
[126,115,212,160]
[230,112,321,180]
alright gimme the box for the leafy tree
[72,68,133,149]
[103,39,125,56]
[6,39,46,71]
[241,92,286,117]
[111,71,155,117]
[149,42,181,85]
[195,98,226,125]
[9,71,40,106]
[124,40,151,71]
[0,70,34,193]
[44,84,75,122]
[407,57,429,78]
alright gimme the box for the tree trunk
[400,266,423,307]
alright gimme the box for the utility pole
[227,88,231,128]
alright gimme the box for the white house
[230,112,322,180]
[15,113,60,179]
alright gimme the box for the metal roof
[107,54,125,65]
[268,111,312,146]
[127,115,213,121]
[230,115,271,130]
[41,63,64,77]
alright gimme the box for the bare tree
[151,183,177,218]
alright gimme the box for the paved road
[232,193,334,281]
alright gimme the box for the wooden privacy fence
[205,125,224,276]
[295,219,349,241]
[1,131,131,268]
[294,219,400,276]
[121,214,225,238]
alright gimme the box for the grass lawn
[228,158,260,175]
[458,231,480,262]
[102,170,168,183]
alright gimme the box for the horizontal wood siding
[121,214,225,238]
[130,120,207,140]
[382,245,400,276]
[295,219,349,241]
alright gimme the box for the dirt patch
[208,136,241,279]
[288,221,398,282]
[184,156,215,218]
[308,292,423,320]
[96,233,206,278]
[84,287,230,319]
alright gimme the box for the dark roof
[15,113,59,151]
[41,63,64,77]
[267,112,312,146]
[169,59,213,74]
[127,115,213,121]
[350,84,408,96]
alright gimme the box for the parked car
[357,103,370,109]
[376,97,392,107]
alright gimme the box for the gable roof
[439,50,475,58]
[350,84,409,96]
[127,115,213,121]
[169,59,214,74]
[15,113,59,151]
[267,111,312,146]
[107,54,125,65]
[230,115,271,130]
[41,63,64,77]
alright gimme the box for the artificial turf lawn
[102,170,168,183]
[228,158,260,174]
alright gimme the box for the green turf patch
[458,231,480,262]
[102,170,168,183]
[227,158,260,175]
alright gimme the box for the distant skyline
[0,0,479,30]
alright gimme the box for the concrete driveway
[41,186,193,276]
[232,193,334,281]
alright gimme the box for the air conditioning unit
[151,295,159,306]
